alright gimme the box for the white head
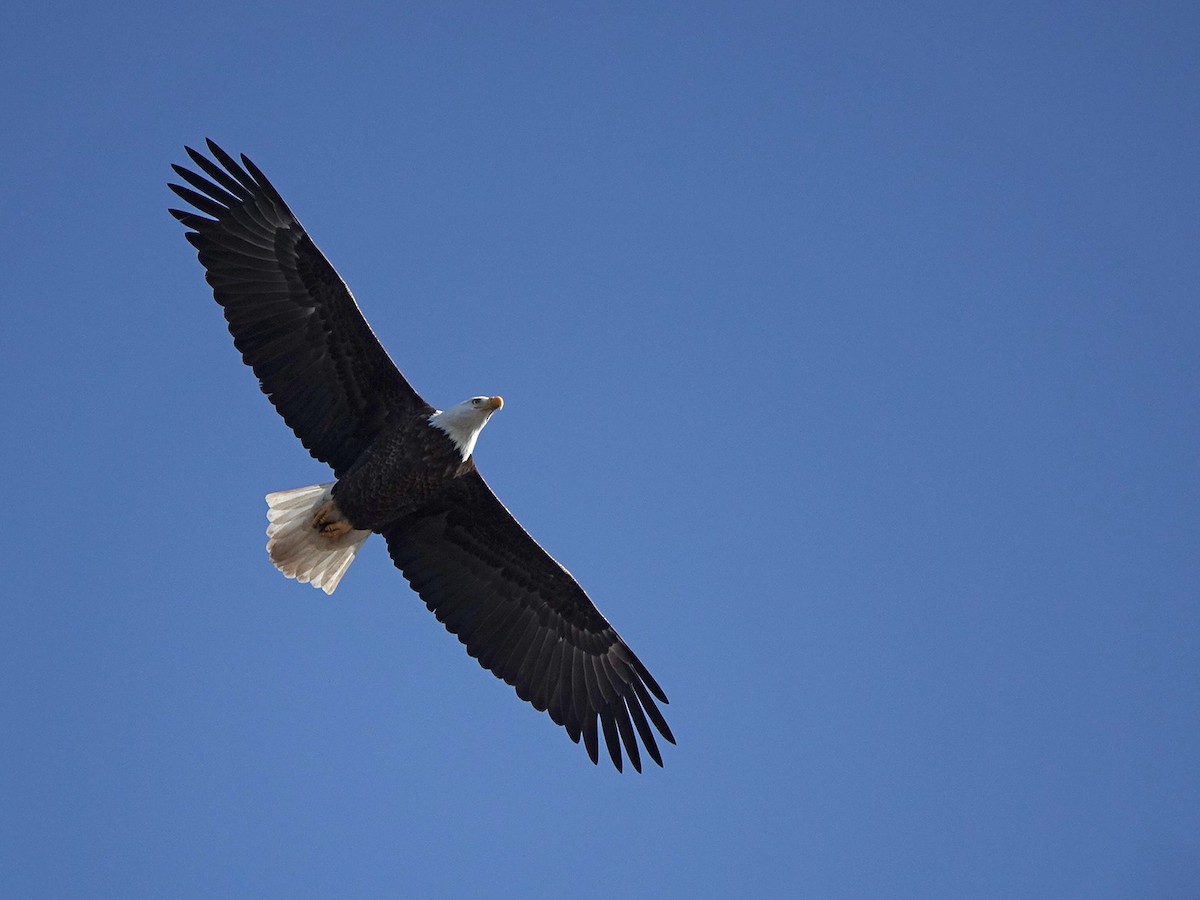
[428,396,504,460]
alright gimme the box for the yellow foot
[311,500,353,539]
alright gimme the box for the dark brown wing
[169,140,430,477]
[383,471,674,772]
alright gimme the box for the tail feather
[264,483,371,595]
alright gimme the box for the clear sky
[2,1,1198,897]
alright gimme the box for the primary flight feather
[169,140,673,771]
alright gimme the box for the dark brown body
[333,417,472,532]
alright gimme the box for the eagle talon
[311,500,352,539]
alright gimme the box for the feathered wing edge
[382,473,674,772]
[168,139,430,477]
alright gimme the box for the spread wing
[169,140,430,477]
[383,471,674,772]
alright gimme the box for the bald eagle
[169,141,673,772]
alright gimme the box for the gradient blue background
[3,2,1198,897]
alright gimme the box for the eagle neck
[427,408,484,461]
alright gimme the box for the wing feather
[383,472,673,771]
[169,140,429,476]
[582,710,601,766]
[624,692,662,768]
[599,704,624,771]
[539,640,564,721]
[183,146,254,199]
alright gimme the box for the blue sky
[3,1,1198,897]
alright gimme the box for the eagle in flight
[169,141,673,772]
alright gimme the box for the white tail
[264,483,371,595]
